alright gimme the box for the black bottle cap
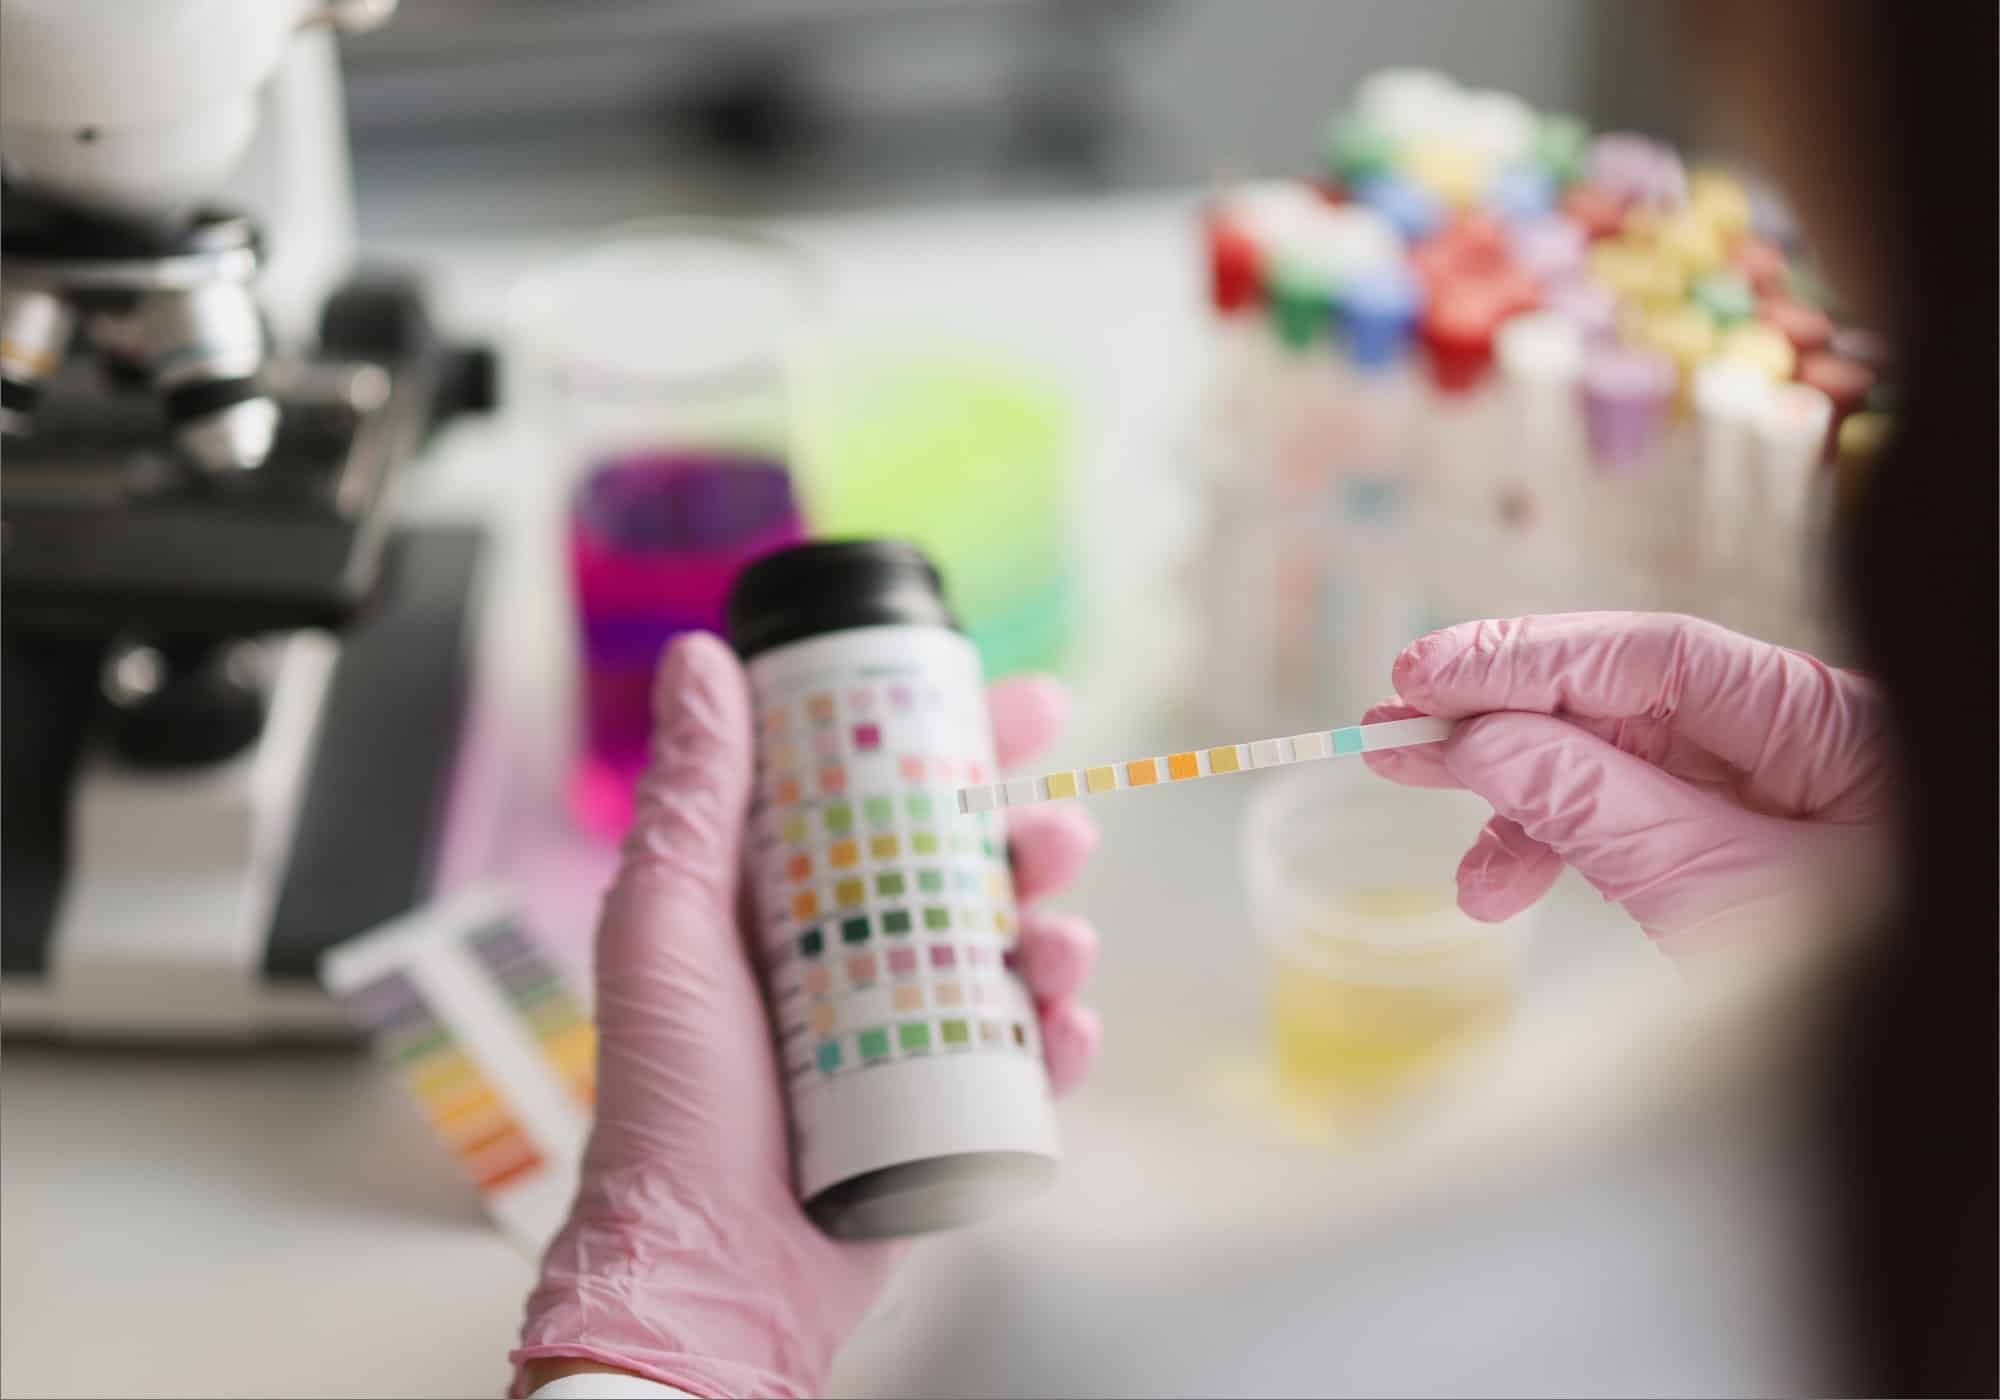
[727,539,958,660]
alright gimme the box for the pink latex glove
[1363,613,1894,950]
[513,634,1101,1397]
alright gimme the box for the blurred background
[337,0,1688,237]
[2,2,1894,1395]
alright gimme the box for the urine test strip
[955,715,1454,813]
[321,885,592,1260]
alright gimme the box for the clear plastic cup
[510,220,820,835]
[1241,760,1531,1124]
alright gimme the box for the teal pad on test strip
[954,716,1455,813]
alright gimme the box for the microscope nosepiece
[141,280,277,472]
[0,286,77,434]
[170,384,280,473]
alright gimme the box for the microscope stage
[2,356,418,637]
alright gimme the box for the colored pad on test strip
[953,716,1455,812]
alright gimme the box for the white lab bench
[0,195,1677,1398]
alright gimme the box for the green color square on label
[923,907,951,931]
[841,917,871,945]
[816,1042,841,1072]
[798,929,823,958]
[875,872,905,897]
[898,1022,932,1052]
[858,1027,891,1059]
[823,803,854,833]
[911,831,939,856]
[906,794,933,821]
[940,1018,971,1046]
[917,869,944,894]
[881,910,912,935]
[864,796,894,829]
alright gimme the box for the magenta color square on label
[853,723,882,751]
[929,944,957,969]
[887,947,918,975]
[889,684,913,709]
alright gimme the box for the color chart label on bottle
[745,628,1043,1097]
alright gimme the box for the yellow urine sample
[1269,888,1515,1114]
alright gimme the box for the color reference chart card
[745,647,1043,1114]
[956,716,1456,812]
[321,886,594,1259]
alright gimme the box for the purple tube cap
[1586,132,1686,208]
[1510,215,1587,284]
[1580,346,1676,471]
[1544,277,1620,344]
[1830,326,1892,374]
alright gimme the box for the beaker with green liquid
[794,343,1075,678]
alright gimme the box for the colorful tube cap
[1340,267,1426,371]
[1356,174,1445,243]
[1579,346,1675,470]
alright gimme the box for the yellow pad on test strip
[954,716,1455,813]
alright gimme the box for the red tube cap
[1559,183,1626,241]
[1760,295,1834,358]
[1732,236,1789,297]
[1204,212,1262,315]
[1422,283,1507,393]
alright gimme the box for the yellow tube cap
[1718,320,1797,381]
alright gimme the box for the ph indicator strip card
[320,885,593,1260]
[956,716,1455,812]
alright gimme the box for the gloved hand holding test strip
[955,716,1456,812]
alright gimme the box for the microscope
[1,0,493,1039]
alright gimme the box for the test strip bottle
[726,540,1058,1238]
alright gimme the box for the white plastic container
[1242,761,1533,1120]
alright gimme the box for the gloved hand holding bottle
[1363,612,1894,951]
[514,634,1102,1398]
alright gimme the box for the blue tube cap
[1486,165,1556,226]
[1355,174,1444,243]
[1340,268,1425,372]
